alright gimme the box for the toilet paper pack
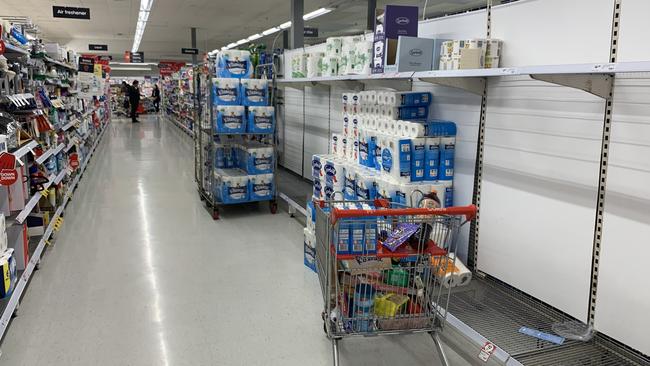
[291,53,308,78]
[344,164,357,200]
[381,92,432,107]
[240,79,269,106]
[398,106,428,120]
[330,133,342,155]
[324,157,345,185]
[439,137,455,180]
[312,154,331,179]
[304,227,317,272]
[380,136,411,183]
[215,106,246,133]
[244,144,274,174]
[307,52,325,78]
[355,170,377,200]
[217,50,252,79]
[215,168,249,203]
[313,177,325,200]
[324,180,345,201]
[249,173,275,201]
[326,37,343,56]
[247,106,275,133]
[213,78,241,105]
[322,56,339,77]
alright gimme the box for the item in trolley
[243,143,274,174]
[303,227,317,273]
[215,106,246,133]
[249,173,274,201]
[247,106,275,133]
[213,78,241,106]
[240,79,269,106]
[351,284,376,332]
[382,223,420,252]
[373,293,409,318]
[431,254,472,288]
[214,168,249,203]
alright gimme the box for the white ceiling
[1,0,488,63]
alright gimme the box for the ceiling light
[303,7,332,20]
[110,67,153,71]
[221,47,228,50]
[131,0,155,53]
[227,42,237,48]
[247,34,262,41]
[235,39,247,45]
[279,21,292,29]
[262,27,280,36]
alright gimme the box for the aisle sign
[78,56,95,73]
[130,51,144,63]
[53,6,90,20]
[89,44,108,51]
[181,48,199,55]
[304,27,319,37]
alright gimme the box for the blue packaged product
[245,144,274,174]
[355,173,377,200]
[444,183,453,207]
[334,217,351,254]
[351,220,365,254]
[240,79,269,106]
[439,137,455,180]
[424,120,457,137]
[216,50,252,78]
[212,78,240,105]
[249,174,274,201]
[398,106,428,120]
[215,106,246,133]
[344,174,357,201]
[215,169,249,203]
[352,283,375,332]
[358,135,370,167]
[396,91,432,107]
[247,106,275,133]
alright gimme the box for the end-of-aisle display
[163,67,195,136]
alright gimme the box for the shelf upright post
[468,0,493,272]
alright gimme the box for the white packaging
[339,136,348,159]
[322,56,338,77]
[351,114,360,138]
[326,37,343,56]
[355,170,377,200]
[330,133,342,155]
[353,40,373,75]
[452,254,472,287]
[307,52,325,78]
[324,157,346,185]
[404,121,425,138]
[311,154,330,179]
[304,227,316,249]
[376,176,397,201]
[216,169,249,201]
[291,53,308,78]
[313,177,325,200]
[342,113,351,136]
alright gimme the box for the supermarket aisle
[1,115,469,366]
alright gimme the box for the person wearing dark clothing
[129,80,141,123]
[152,84,161,113]
[121,81,130,112]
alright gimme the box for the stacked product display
[163,67,195,136]
[439,39,503,70]
[195,50,277,219]
[292,35,373,78]
[0,18,111,334]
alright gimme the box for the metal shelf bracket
[418,76,486,96]
[358,78,412,91]
[530,74,613,99]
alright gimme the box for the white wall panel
[492,0,613,66]
[618,0,650,61]
[478,76,605,322]
[594,75,650,355]
[419,9,487,39]
[302,86,331,178]
[282,87,304,175]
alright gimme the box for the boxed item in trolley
[213,78,241,105]
[240,143,274,174]
[216,50,252,79]
[249,173,275,201]
[214,168,249,203]
[215,106,246,133]
[247,106,275,133]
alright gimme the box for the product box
[214,169,249,204]
[395,37,434,72]
[213,78,241,106]
[240,79,269,106]
[0,248,17,299]
[215,106,246,133]
[249,173,274,201]
[398,106,428,120]
[217,50,252,79]
[371,5,419,74]
[304,227,317,273]
[395,92,432,107]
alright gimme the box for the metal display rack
[195,60,278,220]
[275,0,650,364]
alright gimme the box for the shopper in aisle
[121,81,130,114]
[129,80,141,123]
[152,84,161,113]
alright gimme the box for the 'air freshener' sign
[53,6,91,20]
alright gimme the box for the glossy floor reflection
[1,116,470,366]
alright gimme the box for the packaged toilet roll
[313,177,325,200]
[240,79,269,106]
[442,180,453,207]
[324,180,345,201]
[352,40,373,75]
[339,136,348,159]
[247,106,275,133]
[215,169,249,203]
[324,157,345,185]
[244,143,274,174]
[355,170,377,200]
[452,254,472,287]
[411,138,426,182]
[344,164,357,200]
[291,52,308,78]
[439,137,456,180]
[322,56,339,77]
[330,134,342,155]
[351,114,360,138]
[403,121,426,138]
[216,50,252,78]
[425,137,441,180]
[376,177,397,202]
[380,136,411,183]
[326,37,343,56]
[312,154,330,179]
[342,113,350,136]
[307,52,325,78]
[215,106,246,133]
[213,78,241,105]
[249,173,274,200]
[431,255,457,289]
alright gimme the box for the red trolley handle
[331,200,477,224]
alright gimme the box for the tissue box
[217,50,252,79]
[398,106,428,120]
[425,137,441,181]
[439,137,455,181]
[0,248,17,299]
[213,78,241,105]
[395,36,434,72]
[247,106,275,133]
[215,169,249,203]
[215,106,246,133]
[249,173,274,201]
[240,79,268,106]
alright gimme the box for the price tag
[478,342,496,362]
[40,190,49,197]
[56,217,64,226]
[593,63,616,72]
[44,239,51,246]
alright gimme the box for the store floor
[1,115,471,366]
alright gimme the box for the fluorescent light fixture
[227,42,237,48]
[262,27,280,36]
[303,7,332,20]
[221,46,228,50]
[235,39,247,45]
[110,67,153,71]
[247,34,262,41]
[131,0,155,53]
[279,21,292,29]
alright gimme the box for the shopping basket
[314,198,476,366]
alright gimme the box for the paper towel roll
[452,254,472,287]
[432,256,457,289]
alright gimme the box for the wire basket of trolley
[314,197,476,366]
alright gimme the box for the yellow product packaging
[374,293,409,318]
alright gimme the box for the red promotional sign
[0,152,16,169]
[0,40,5,56]
[158,61,185,76]
[0,169,17,186]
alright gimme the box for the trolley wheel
[212,208,220,220]
[270,201,278,214]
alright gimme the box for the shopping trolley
[314,198,476,366]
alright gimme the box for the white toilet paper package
[215,106,246,133]
[249,173,275,201]
[240,79,268,106]
[306,52,324,78]
[215,169,249,203]
[247,106,275,133]
[291,53,308,78]
[216,50,252,79]
[212,78,241,105]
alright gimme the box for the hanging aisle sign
[181,48,199,55]
[52,6,91,20]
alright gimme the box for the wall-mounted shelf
[10,140,38,160]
